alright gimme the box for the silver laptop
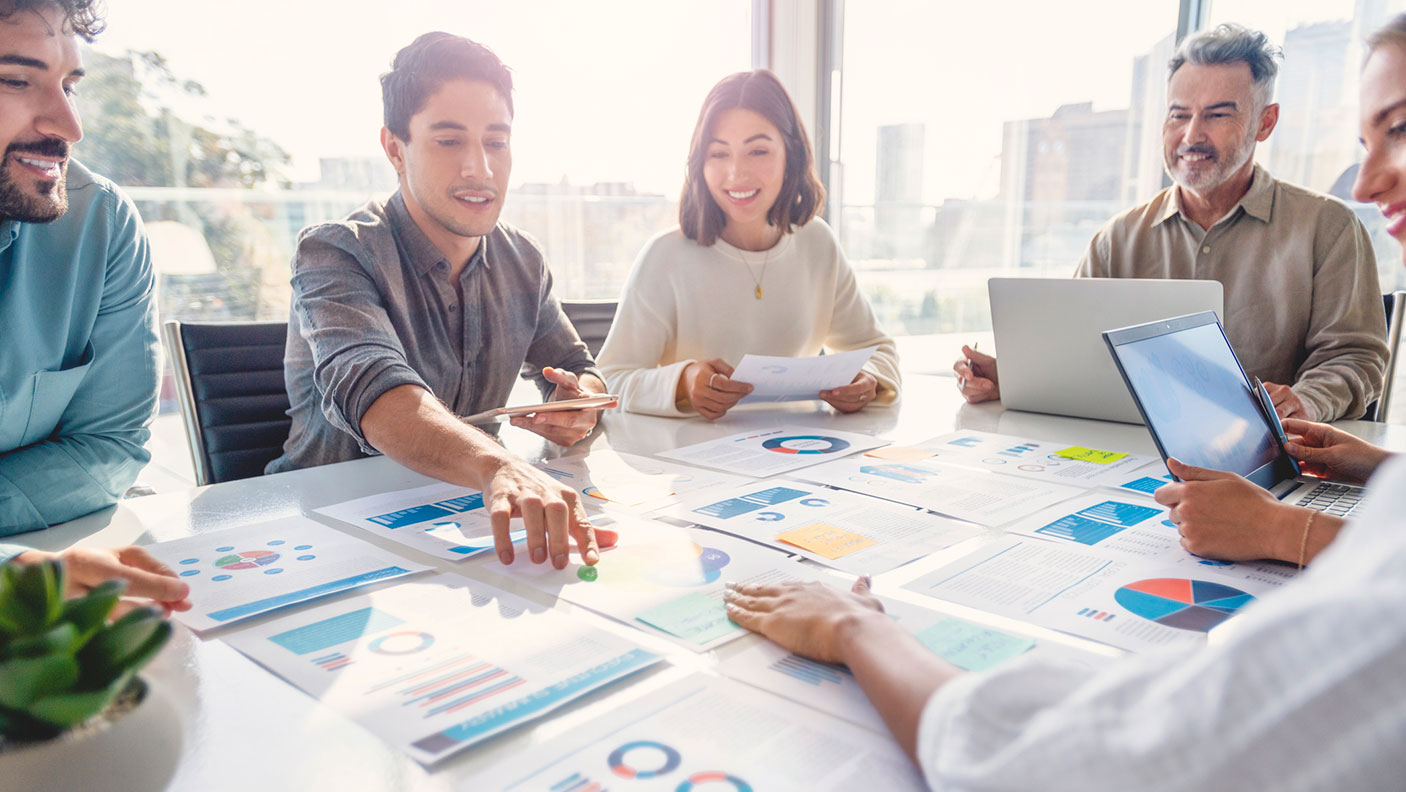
[1104,311,1364,517]
[989,277,1224,424]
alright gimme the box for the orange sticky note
[865,446,936,462]
[775,523,877,560]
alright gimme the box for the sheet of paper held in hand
[732,346,877,403]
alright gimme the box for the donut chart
[367,630,435,655]
[1113,578,1254,632]
[215,550,280,570]
[761,435,851,455]
[676,772,754,791]
[608,740,681,779]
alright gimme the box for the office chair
[163,320,292,485]
[561,299,619,357]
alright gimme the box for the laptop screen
[1104,312,1288,485]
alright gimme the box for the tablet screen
[1110,320,1280,477]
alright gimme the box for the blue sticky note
[635,592,740,645]
[913,619,1035,672]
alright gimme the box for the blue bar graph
[1077,500,1159,527]
[770,654,848,686]
[1035,514,1127,545]
[1120,477,1167,494]
[693,487,808,519]
[269,607,404,655]
[434,493,485,512]
[369,504,455,528]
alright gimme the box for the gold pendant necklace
[740,231,777,300]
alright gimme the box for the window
[79,0,752,417]
[831,1,1177,357]
[1206,0,1406,291]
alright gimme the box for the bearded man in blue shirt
[0,0,158,534]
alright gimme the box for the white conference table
[27,373,1406,791]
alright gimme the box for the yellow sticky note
[775,523,877,560]
[1055,446,1128,464]
[865,446,936,462]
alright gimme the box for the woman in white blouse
[723,20,1406,789]
[596,70,900,419]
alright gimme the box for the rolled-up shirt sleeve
[289,232,428,453]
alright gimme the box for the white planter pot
[0,676,183,792]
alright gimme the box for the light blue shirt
[0,160,158,535]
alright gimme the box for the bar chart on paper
[316,482,525,561]
[226,575,659,765]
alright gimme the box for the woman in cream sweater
[597,70,900,419]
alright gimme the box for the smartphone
[461,394,619,424]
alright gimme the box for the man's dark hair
[0,0,105,42]
[381,32,513,141]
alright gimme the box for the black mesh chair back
[561,300,619,357]
[163,321,291,485]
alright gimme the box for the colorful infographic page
[719,596,1036,733]
[657,425,885,477]
[916,430,1164,490]
[315,482,523,562]
[145,516,429,632]
[481,513,821,651]
[796,453,1083,527]
[226,575,659,765]
[484,675,928,792]
[536,450,746,512]
[902,536,1289,653]
[1001,492,1303,582]
[664,479,983,575]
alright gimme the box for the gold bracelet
[1298,510,1318,571]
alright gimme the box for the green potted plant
[0,559,183,790]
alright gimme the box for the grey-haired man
[957,23,1388,423]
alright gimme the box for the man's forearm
[361,384,514,489]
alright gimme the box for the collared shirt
[0,161,158,535]
[269,191,600,472]
[1075,164,1388,421]
[917,454,1406,791]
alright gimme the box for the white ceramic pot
[0,676,183,792]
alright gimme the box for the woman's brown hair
[678,70,825,246]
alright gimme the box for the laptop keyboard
[1298,483,1363,517]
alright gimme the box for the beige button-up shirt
[1075,165,1387,421]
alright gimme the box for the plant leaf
[0,655,79,709]
[59,579,125,646]
[26,677,127,731]
[77,607,168,687]
[7,622,81,658]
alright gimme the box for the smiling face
[381,78,511,258]
[1354,43,1406,247]
[0,3,84,223]
[1162,62,1273,199]
[702,107,787,245]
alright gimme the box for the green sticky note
[1055,446,1128,464]
[913,619,1035,672]
[635,592,740,645]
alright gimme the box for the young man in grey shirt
[270,32,612,569]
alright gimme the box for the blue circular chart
[676,772,753,791]
[368,631,436,655]
[755,512,786,522]
[761,435,851,455]
[1113,578,1254,632]
[798,498,830,507]
[608,741,681,779]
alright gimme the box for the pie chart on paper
[1113,578,1255,632]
